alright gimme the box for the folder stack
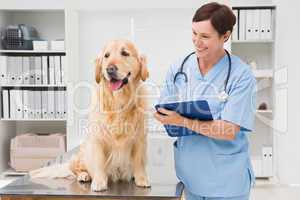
[0,53,67,120]
[0,55,66,85]
[233,8,274,41]
[1,88,67,120]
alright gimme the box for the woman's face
[192,20,228,59]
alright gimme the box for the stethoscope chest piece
[218,91,229,102]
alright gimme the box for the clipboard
[155,100,213,137]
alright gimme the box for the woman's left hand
[154,108,185,126]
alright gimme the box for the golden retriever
[30,39,150,192]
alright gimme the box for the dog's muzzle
[108,72,131,91]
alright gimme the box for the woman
[154,2,256,200]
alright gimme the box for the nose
[106,65,118,75]
[193,37,203,47]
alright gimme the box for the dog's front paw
[91,178,108,192]
[134,175,151,188]
[77,171,91,182]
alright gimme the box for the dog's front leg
[85,139,108,192]
[132,140,151,188]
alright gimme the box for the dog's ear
[95,51,103,84]
[139,54,149,81]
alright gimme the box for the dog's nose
[106,65,118,75]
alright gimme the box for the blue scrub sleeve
[221,71,257,132]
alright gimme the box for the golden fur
[68,39,150,191]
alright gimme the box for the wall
[273,0,300,184]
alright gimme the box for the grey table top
[0,175,183,199]
[0,147,183,199]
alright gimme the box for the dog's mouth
[109,72,131,91]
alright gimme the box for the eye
[121,50,130,57]
[104,52,110,58]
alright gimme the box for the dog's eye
[121,51,130,57]
[104,53,110,58]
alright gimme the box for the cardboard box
[50,40,65,51]
[33,41,48,51]
[10,133,66,172]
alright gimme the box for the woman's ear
[95,51,103,84]
[223,30,231,42]
[139,54,149,81]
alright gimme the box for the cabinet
[0,9,67,175]
[231,6,276,178]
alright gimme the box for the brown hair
[192,2,236,35]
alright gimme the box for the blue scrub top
[159,53,257,197]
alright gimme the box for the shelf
[0,118,67,121]
[232,40,274,44]
[1,168,27,177]
[256,109,273,113]
[0,84,67,88]
[0,50,65,54]
[252,69,273,78]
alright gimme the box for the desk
[0,175,183,200]
[0,146,183,200]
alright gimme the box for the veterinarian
[154,2,256,200]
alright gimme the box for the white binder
[252,9,260,40]
[61,56,66,84]
[15,57,23,85]
[54,56,61,85]
[15,89,23,119]
[34,90,42,119]
[9,89,17,119]
[22,90,29,119]
[262,146,273,177]
[239,10,246,41]
[64,90,67,118]
[42,56,48,85]
[55,90,61,118]
[61,90,65,119]
[28,90,35,119]
[48,90,55,118]
[0,56,7,85]
[245,9,254,40]
[22,57,30,84]
[29,57,35,85]
[41,90,48,119]
[35,56,42,85]
[58,90,65,119]
[2,89,9,119]
[49,56,55,85]
[232,9,238,41]
[260,9,273,40]
[7,57,16,85]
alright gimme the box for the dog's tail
[29,162,75,179]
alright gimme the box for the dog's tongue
[110,80,123,91]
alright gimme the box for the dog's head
[95,40,149,91]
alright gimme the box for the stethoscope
[173,49,232,102]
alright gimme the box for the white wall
[273,0,300,184]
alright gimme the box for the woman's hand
[154,108,185,126]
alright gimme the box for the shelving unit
[0,50,65,53]
[232,6,276,178]
[0,9,67,175]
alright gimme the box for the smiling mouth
[196,48,207,52]
[109,72,131,91]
